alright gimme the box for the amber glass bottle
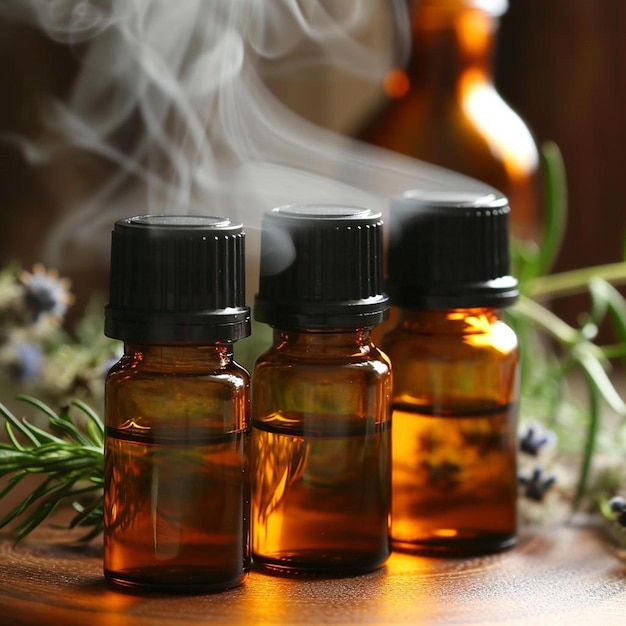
[381,190,519,555]
[359,0,539,240]
[251,205,392,575]
[103,215,251,592]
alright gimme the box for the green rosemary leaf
[16,395,61,423]
[18,420,65,445]
[69,497,103,529]
[0,470,29,500]
[13,498,60,541]
[4,423,25,452]
[511,237,540,286]
[0,402,40,446]
[0,476,56,529]
[51,420,92,447]
[0,449,33,476]
[573,346,626,416]
[536,141,567,277]
[71,399,105,446]
[88,474,104,486]
[24,449,101,472]
[589,278,611,325]
[573,379,601,512]
[589,277,626,333]
[523,262,626,300]
[511,296,581,346]
[2,477,101,537]
[601,344,626,360]
[590,278,626,366]
[514,141,567,286]
[51,407,93,447]
[84,422,102,449]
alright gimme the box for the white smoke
[1,0,489,275]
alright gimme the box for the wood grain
[0,520,625,625]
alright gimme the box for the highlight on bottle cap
[254,204,389,329]
[387,189,519,309]
[105,214,250,343]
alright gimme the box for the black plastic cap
[255,205,389,329]
[105,215,251,343]
[387,190,519,309]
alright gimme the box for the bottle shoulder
[106,355,250,390]
[382,319,518,360]
[254,343,391,370]
[252,344,391,395]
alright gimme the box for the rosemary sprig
[510,141,626,513]
[0,396,104,541]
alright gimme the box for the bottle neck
[123,343,234,371]
[395,307,502,334]
[405,0,498,98]
[270,328,374,357]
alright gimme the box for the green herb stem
[512,296,582,347]
[523,262,626,300]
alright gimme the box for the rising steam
[1,0,489,275]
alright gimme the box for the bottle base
[104,567,248,594]
[252,550,389,578]
[391,533,516,557]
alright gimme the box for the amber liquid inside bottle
[391,401,517,553]
[359,0,539,240]
[104,344,250,592]
[251,329,392,575]
[381,308,518,555]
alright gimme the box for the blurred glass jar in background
[358,0,540,241]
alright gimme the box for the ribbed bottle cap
[254,205,389,329]
[387,190,519,309]
[105,215,250,343]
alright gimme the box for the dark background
[497,0,626,274]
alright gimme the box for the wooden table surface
[0,518,625,625]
